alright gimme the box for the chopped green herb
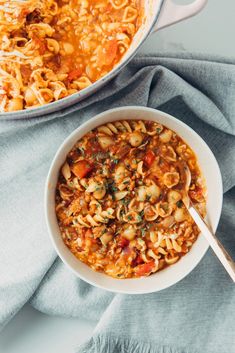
[146,194,151,201]
[78,147,85,156]
[162,203,169,212]
[121,198,130,206]
[176,200,183,208]
[123,180,129,184]
[106,180,118,195]
[117,274,123,278]
[156,127,162,134]
[92,151,110,162]
[120,209,125,217]
[141,228,146,237]
[112,158,119,164]
[127,215,133,221]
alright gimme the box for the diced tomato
[39,43,46,55]
[71,160,93,179]
[115,143,131,159]
[20,65,32,81]
[84,229,93,238]
[134,261,155,277]
[144,150,155,167]
[121,26,128,34]
[189,187,204,202]
[118,237,130,249]
[81,228,87,238]
[33,36,46,55]
[104,3,112,13]
[131,255,144,267]
[135,255,144,265]
[123,246,132,257]
[67,68,82,82]
[146,240,154,249]
[18,8,30,20]
[90,237,98,245]
[85,138,103,156]
[84,230,97,244]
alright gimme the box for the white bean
[98,135,114,149]
[174,208,188,222]
[129,131,143,147]
[159,129,173,143]
[63,42,74,55]
[123,226,136,240]
[167,190,181,204]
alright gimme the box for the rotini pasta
[55,119,207,278]
[0,0,143,112]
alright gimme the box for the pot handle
[154,0,207,31]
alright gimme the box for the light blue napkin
[0,53,235,353]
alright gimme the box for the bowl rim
[45,106,223,294]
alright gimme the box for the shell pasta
[55,119,207,279]
[0,0,143,112]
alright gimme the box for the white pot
[1,0,207,120]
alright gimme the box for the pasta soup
[55,119,207,279]
[0,0,143,112]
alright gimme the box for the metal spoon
[182,164,235,282]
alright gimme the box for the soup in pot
[0,0,143,112]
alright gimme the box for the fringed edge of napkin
[76,333,196,353]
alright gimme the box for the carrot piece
[135,261,155,277]
[144,150,155,167]
[71,160,93,179]
[67,68,82,82]
[118,237,130,249]
[189,187,204,202]
[105,39,118,65]
[97,39,118,67]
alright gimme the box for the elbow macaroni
[55,119,207,279]
[0,0,143,112]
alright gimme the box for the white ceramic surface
[1,0,207,119]
[45,106,223,294]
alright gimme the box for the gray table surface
[1,1,234,352]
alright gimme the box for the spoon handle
[188,205,235,282]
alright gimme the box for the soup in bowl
[45,106,223,293]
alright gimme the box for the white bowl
[45,106,223,294]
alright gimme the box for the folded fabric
[0,53,235,353]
